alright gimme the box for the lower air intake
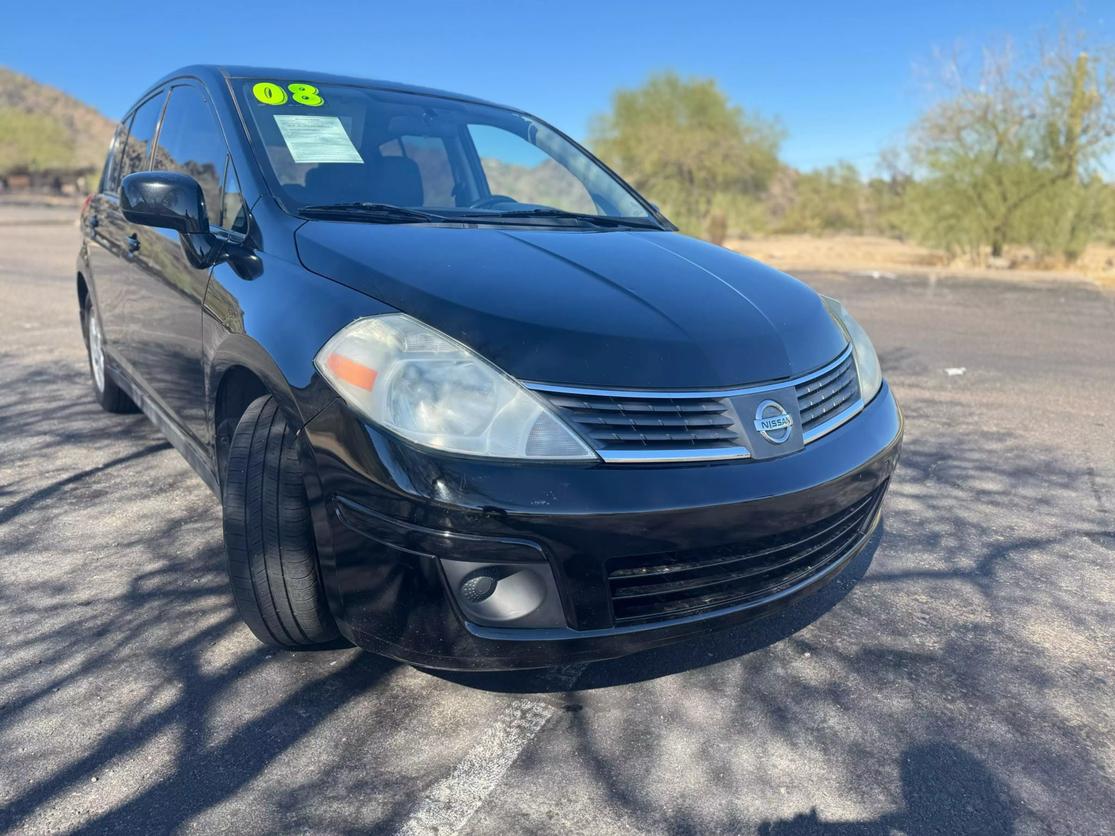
[605,482,888,625]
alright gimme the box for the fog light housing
[440,559,566,628]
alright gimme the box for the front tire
[222,395,338,647]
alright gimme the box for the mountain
[0,67,115,171]
[481,158,598,214]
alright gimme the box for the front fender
[203,250,396,431]
[202,251,397,630]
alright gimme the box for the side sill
[106,354,220,496]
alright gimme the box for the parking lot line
[396,664,585,836]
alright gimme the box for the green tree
[1014,173,1109,262]
[0,108,75,175]
[590,72,783,240]
[905,43,1115,262]
[1098,183,1115,246]
[775,162,865,234]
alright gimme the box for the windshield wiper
[475,208,662,229]
[298,202,444,223]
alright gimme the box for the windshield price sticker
[253,82,325,107]
[273,115,364,164]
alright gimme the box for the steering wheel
[466,195,517,210]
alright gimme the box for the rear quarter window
[100,119,130,194]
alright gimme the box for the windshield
[236,79,658,226]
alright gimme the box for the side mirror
[120,171,208,234]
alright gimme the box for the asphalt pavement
[1,206,1112,835]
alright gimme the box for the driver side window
[152,85,229,229]
[467,125,596,214]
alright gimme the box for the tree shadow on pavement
[758,742,1016,836]
[0,503,406,833]
[0,346,427,833]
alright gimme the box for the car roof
[144,64,513,112]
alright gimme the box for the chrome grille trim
[524,346,853,400]
[597,446,752,464]
[530,345,864,462]
[801,398,864,444]
[795,351,864,443]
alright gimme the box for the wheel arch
[77,271,89,309]
[76,232,95,312]
[208,334,305,487]
[212,364,269,488]
[76,271,95,333]
[207,331,346,633]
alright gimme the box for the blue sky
[2,1,1107,172]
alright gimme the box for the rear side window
[100,119,130,194]
[152,85,228,226]
[119,93,166,182]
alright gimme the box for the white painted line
[397,663,585,836]
[396,699,551,836]
[944,367,967,376]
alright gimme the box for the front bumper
[301,383,903,670]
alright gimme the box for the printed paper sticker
[274,115,363,164]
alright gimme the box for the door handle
[126,233,140,253]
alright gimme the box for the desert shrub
[590,72,783,237]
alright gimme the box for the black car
[77,65,902,670]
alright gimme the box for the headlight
[315,314,597,460]
[822,297,883,404]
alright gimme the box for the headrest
[303,164,370,204]
[371,156,424,207]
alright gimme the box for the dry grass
[725,234,1115,289]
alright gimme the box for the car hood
[295,223,847,389]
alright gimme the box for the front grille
[796,352,859,435]
[542,393,743,454]
[605,482,887,625]
[534,346,862,461]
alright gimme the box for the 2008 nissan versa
[77,66,902,670]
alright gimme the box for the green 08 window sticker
[252,82,325,107]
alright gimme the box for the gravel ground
[0,208,1112,835]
